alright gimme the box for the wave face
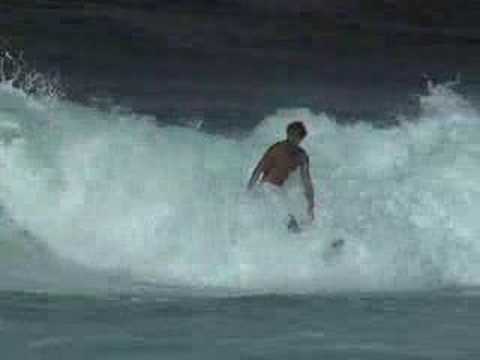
[0,69,479,295]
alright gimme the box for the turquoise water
[2,290,480,359]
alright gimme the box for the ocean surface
[1,3,480,359]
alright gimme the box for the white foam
[0,79,479,294]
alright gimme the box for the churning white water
[0,69,479,294]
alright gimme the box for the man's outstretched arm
[248,145,276,190]
[247,155,266,190]
[300,156,315,220]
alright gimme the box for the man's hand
[307,203,315,222]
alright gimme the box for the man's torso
[261,141,306,186]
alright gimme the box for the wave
[0,57,479,295]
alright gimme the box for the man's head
[286,121,307,144]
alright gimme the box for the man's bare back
[256,141,307,186]
[247,122,315,221]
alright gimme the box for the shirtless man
[247,121,315,228]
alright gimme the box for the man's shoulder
[267,141,286,152]
[273,140,287,147]
[296,145,307,154]
[268,141,307,160]
[295,145,308,157]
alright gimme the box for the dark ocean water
[1,2,480,359]
[2,290,480,359]
[3,1,480,131]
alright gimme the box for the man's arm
[300,155,315,220]
[247,153,266,190]
[248,144,277,190]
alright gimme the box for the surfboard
[286,215,346,254]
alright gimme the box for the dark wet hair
[286,121,307,139]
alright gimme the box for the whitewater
[0,63,479,297]
[1,54,480,360]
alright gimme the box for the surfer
[247,121,314,231]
